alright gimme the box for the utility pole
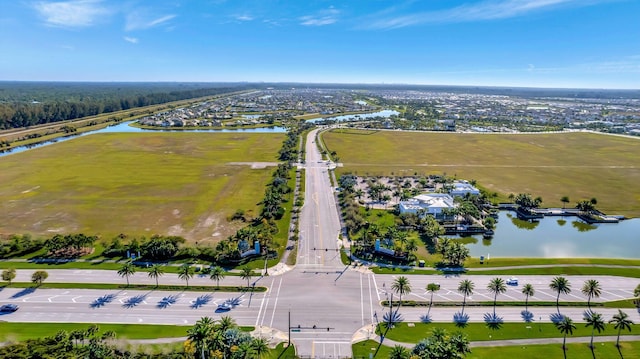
[288,309,291,346]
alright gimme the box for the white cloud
[125,13,176,31]
[234,15,254,21]
[364,0,610,29]
[33,0,109,27]
[300,7,339,26]
[123,36,138,44]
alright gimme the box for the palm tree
[389,345,410,359]
[549,276,571,313]
[178,263,195,288]
[117,261,136,287]
[251,337,270,359]
[426,283,441,315]
[585,311,606,352]
[487,277,507,316]
[609,309,634,348]
[582,279,602,309]
[217,315,236,332]
[457,279,475,315]
[555,315,576,359]
[148,264,165,287]
[561,196,570,209]
[187,317,215,359]
[240,266,253,288]
[634,283,640,299]
[391,276,412,310]
[210,266,226,289]
[522,283,535,313]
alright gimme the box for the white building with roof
[450,180,480,197]
[399,193,455,218]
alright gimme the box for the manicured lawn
[467,266,640,278]
[268,343,297,359]
[380,322,636,343]
[353,340,640,359]
[323,130,640,217]
[0,132,284,242]
[468,341,640,359]
[0,323,192,342]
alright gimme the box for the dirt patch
[228,162,280,169]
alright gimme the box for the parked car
[506,277,519,286]
[0,304,19,312]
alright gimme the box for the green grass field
[0,132,284,243]
[380,322,636,343]
[323,130,640,217]
[0,323,192,342]
[352,340,640,359]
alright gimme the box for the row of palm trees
[554,309,634,359]
[390,276,635,358]
[117,262,256,288]
[390,276,630,317]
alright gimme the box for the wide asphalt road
[2,128,640,358]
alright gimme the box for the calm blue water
[458,211,640,259]
[306,109,400,123]
[0,121,286,158]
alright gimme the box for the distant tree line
[0,82,251,129]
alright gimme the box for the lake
[458,211,640,259]
[306,109,400,123]
[0,121,286,158]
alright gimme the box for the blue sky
[1,0,639,89]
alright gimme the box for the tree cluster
[435,237,470,267]
[44,233,97,256]
[0,234,44,258]
[0,82,250,129]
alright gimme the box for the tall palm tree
[117,261,136,287]
[609,309,634,348]
[585,311,606,352]
[426,283,441,315]
[487,277,507,315]
[251,337,270,359]
[240,266,253,288]
[522,283,535,313]
[178,263,195,288]
[391,276,412,311]
[549,276,571,313]
[457,279,475,315]
[210,266,226,289]
[561,196,570,209]
[187,317,214,359]
[582,279,602,309]
[148,264,165,287]
[555,315,576,359]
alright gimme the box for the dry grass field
[0,132,284,243]
[323,129,640,217]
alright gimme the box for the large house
[398,193,456,219]
[450,180,480,197]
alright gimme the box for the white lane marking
[268,276,284,328]
[71,296,82,303]
[367,273,375,324]
[373,273,381,302]
[360,272,364,325]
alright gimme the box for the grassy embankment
[0,132,284,242]
[322,129,640,217]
